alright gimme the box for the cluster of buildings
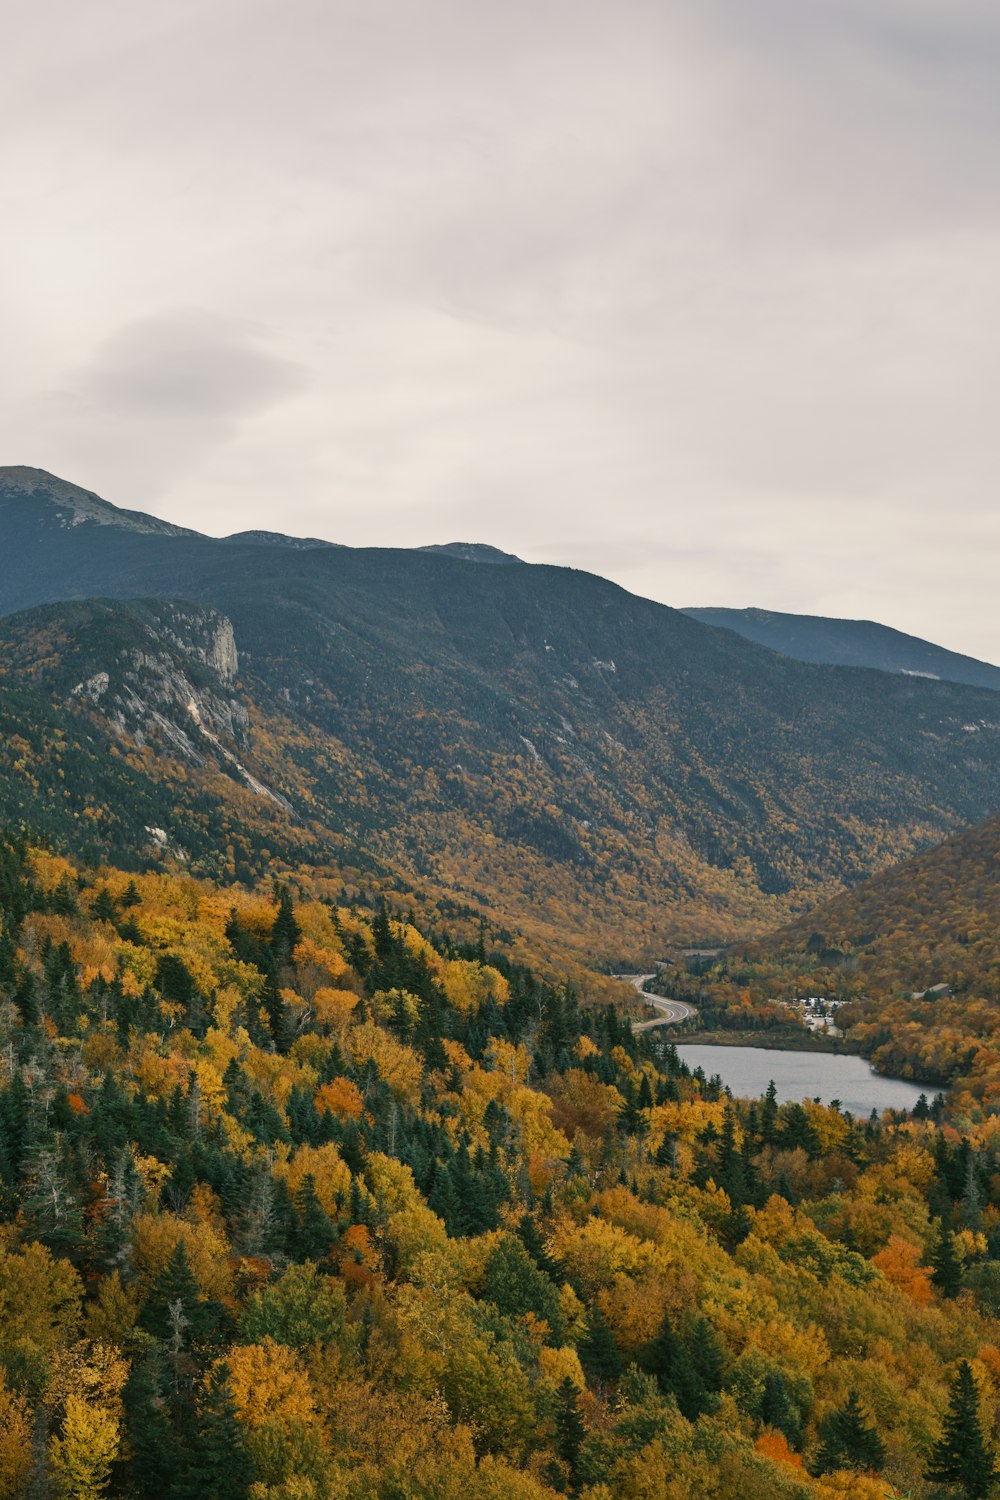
[779,994,845,1037]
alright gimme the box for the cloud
[35,313,307,495]
[71,307,305,420]
[76,312,305,420]
[3,0,1000,659]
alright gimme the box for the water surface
[673,1044,928,1116]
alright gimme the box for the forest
[655,814,1000,1109]
[2,838,1000,1498]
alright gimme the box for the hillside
[751,813,1000,1000]
[0,839,997,1498]
[5,470,1000,966]
[684,607,1000,692]
[657,814,1000,1101]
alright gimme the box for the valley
[3,468,1000,1499]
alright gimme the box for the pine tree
[930,1218,963,1298]
[427,1159,462,1234]
[141,1240,216,1343]
[645,1312,723,1422]
[815,1390,884,1475]
[120,879,142,908]
[123,1353,183,1493]
[271,886,301,967]
[963,1154,984,1230]
[760,1079,779,1145]
[760,1371,801,1448]
[91,886,118,923]
[0,923,18,986]
[654,1131,678,1168]
[553,1376,586,1487]
[483,1235,564,1338]
[292,1174,336,1261]
[578,1304,621,1386]
[926,1361,996,1500]
[181,1362,255,1500]
[516,1213,564,1280]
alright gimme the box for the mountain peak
[0,465,199,537]
[418,541,521,565]
[224,528,341,551]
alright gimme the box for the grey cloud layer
[4,0,999,657]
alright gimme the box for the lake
[673,1044,930,1117]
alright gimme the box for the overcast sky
[5,0,1000,658]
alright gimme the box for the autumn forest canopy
[2,842,1000,1500]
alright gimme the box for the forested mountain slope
[751,813,1000,1000]
[4,470,1000,963]
[0,839,998,1499]
[684,606,1000,692]
[661,814,1000,1104]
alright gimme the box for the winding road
[620,972,696,1033]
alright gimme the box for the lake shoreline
[671,1041,930,1114]
[676,1027,860,1055]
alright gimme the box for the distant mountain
[684,606,1000,692]
[0,465,198,538]
[418,542,522,564]
[5,467,1000,965]
[224,529,341,550]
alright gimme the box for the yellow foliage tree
[0,1373,31,1499]
[220,1339,318,1432]
[50,1394,120,1500]
[0,1240,82,1356]
[312,987,360,1035]
[132,1212,231,1301]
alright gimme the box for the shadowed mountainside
[3,467,1000,965]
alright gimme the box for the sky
[4,0,1000,659]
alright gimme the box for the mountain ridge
[684,605,1000,692]
[6,466,1000,970]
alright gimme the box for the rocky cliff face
[143,604,239,684]
[1,598,290,811]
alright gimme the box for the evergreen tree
[0,922,18,986]
[91,885,118,923]
[815,1390,884,1475]
[141,1240,224,1344]
[963,1154,985,1230]
[616,1088,649,1141]
[930,1218,963,1298]
[645,1312,723,1421]
[123,1353,183,1494]
[926,1361,996,1500]
[483,1235,564,1338]
[292,1174,336,1262]
[516,1213,564,1280]
[760,1370,802,1449]
[181,1362,255,1500]
[578,1304,621,1386]
[271,886,301,967]
[553,1376,586,1488]
[427,1159,462,1234]
[654,1131,678,1169]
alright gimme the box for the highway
[619,972,697,1032]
